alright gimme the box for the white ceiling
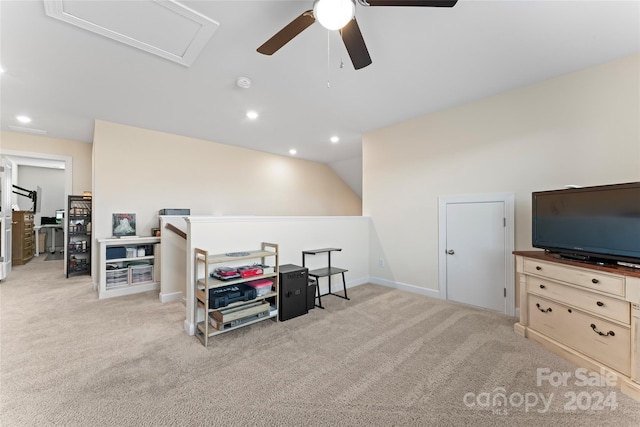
[1,0,638,167]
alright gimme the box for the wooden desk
[302,248,349,309]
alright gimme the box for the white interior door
[1,158,13,280]
[438,193,515,315]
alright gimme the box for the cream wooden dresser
[514,251,640,401]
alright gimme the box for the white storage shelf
[195,243,279,347]
[98,237,161,299]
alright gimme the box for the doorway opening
[1,150,72,276]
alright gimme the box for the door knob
[447,249,455,255]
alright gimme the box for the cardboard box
[38,233,46,251]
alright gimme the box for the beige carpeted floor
[2,255,640,426]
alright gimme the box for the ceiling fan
[257,0,458,70]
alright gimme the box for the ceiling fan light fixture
[313,0,355,30]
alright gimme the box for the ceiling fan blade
[362,0,457,6]
[340,18,372,70]
[257,10,315,55]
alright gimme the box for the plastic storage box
[246,278,273,296]
[106,246,126,260]
[130,265,154,284]
[106,269,129,288]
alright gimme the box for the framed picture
[112,213,136,237]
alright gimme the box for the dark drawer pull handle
[536,303,552,313]
[536,266,542,271]
[590,324,615,337]
[596,301,604,307]
[539,284,546,289]
[592,278,599,284]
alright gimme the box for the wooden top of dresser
[514,251,640,279]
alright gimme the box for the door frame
[1,150,73,275]
[1,159,13,280]
[438,192,515,316]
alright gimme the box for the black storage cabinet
[307,278,317,310]
[278,264,308,321]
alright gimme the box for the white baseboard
[159,291,183,303]
[369,276,441,300]
[515,307,520,319]
[314,276,367,296]
[99,282,159,299]
[184,319,195,336]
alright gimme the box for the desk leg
[35,230,40,257]
[341,272,349,300]
[316,280,324,309]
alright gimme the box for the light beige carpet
[2,255,640,426]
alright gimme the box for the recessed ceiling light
[289,149,297,155]
[16,115,32,124]
[236,77,251,89]
[330,136,339,143]
[246,111,258,120]
[0,67,5,73]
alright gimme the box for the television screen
[532,182,640,264]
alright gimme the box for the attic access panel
[43,0,219,67]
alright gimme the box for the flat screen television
[532,182,640,265]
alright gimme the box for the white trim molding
[370,276,442,300]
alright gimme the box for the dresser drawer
[529,295,630,375]
[527,277,630,324]
[524,259,625,297]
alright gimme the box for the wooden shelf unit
[195,243,279,347]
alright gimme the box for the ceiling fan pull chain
[327,29,331,88]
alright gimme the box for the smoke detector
[236,77,251,89]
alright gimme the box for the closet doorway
[438,192,515,316]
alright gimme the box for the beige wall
[92,120,361,245]
[363,54,640,296]
[0,131,92,195]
